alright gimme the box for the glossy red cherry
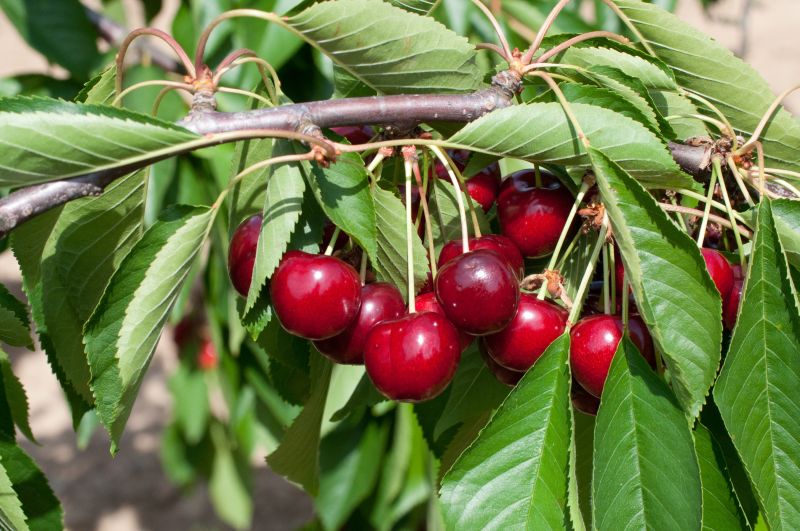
[723,279,743,330]
[415,292,472,351]
[497,169,574,258]
[270,251,362,340]
[228,214,262,296]
[570,314,655,397]
[435,249,520,335]
[331,125,373,145]
[364,312,462,402]
[483,294,568,372]
[314,283,405,365]
[571,380,600,416]
[465,165,501,212]
[480,345,524,387]
[433,149,469,179]
[437,235,524,279]
[701,248,734,303]
[197,339,218,371]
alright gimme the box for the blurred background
[0,0,797,529]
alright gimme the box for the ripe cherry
[724,279,743,330]
[314,283,405,365]
[437,235,524,279]
[415,292,472,351]
[435,249,520,335]
[701,248,734,303]
[228,214,262,296]
[483,294,568,372]
[364,312,462,402]
[571,380,600,416]
[497,169,574,258]
[197,339,218,371]
[570,314,655,398]
[465,165,501,212]
[270,251,362,340]
[480,344,524,387]
[331,125,373,145]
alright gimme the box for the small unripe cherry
[228,214,262,296]
[270,251,362,340]
[197,339,218,371]
[364,312,461,402]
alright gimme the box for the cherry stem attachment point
[429,146,470,254]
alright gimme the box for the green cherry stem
[736,83,800,155]
[439,149,482,237]
[538,180,590,300]
[696,166,718,248]
[404,155,417,312]
[621,269,629,329]
[113,80,194,107]
[676,188,749,225]
[609,241,617,312]
[726,156,755,207]
[712,157,748,269]
[429,146,470,253]
[412,158,438,279]
[568,213,609,326]
[324,227,342,256]
[359,251,368,285]
[602,243,611,315]
[669,195,690,233]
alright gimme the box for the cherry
[435,249,520,335]
[314,282,406,365]
[701,248,735,304]
[228,214,262,296]
[173,316,197,350]
[437,235,524,279]
[570,314,655,398]
[197,339,218,371]
[415,292,472,351]
[364,312,462,402]
[497,169,574,258]
[724,279,743,330]
[571,380,600,416]
[480,344,524,387]
[433,149,469,179]
[331,125,373,145]
[482,294,568,372]
[465,165,501,212]
[270,251,362,340]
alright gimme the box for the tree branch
[0,80,709,239]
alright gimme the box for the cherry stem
[567,212,609,326]
[696,166,718,248]
[712,157,747,269]
[324,227,341,256]
[602,243,611,315]
[521,0,572,64]
[597,0,657,56]
[475,43,509,59]
[533,31,630,64]
[469,0,513,60]
[213,51,281,104]
[725,156,756,207]
[526,71,590,148]
[112,80,193,107]
[609,243,617,313]
[676,188,748,225]
[737,83,800,155]
[115,28,196,98]
[534,163,543,188]
[216,87,273,106]
[404,155,417,312]
[214,152,315,209]
[438,149,482,237]
[359,250,368,285]
[621,269,630,329]
[755,141,766,198]
[152,86,190,116]
[412,159,438,279]
[538,180,590,300]
[429,146,470,253]
[195,10,281,76]
[682,91,736,144]
[660,203,752,239]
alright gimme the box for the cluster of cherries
[227,137,743,411]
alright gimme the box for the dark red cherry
[364,312,462,402]
[723,279,743,330]
[314,283,406,365]
[433,149,469,179]
[497,169,574,258]
[483,294,568,372]
[731,263,744,281]
[270,251,362,340]
[197,339,218,371]
[437,235,525,279]
[465,165,501,212]
[570,314,655,397]
[435,249,520,335]
[228,214,262,296]
[571,380,600,416]
[701,248,734,304]
[331,126,373,145]
[321,219,349,252]
[415,292,472,351]
[480,344,524,387]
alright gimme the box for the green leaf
[714,199,800,530]
[287,0,482,94]
[85,205,215,451]
[0,451,27,531]
[245,141,306,311]
[440,334,571,530]
[429,178,490,253]
[559,45,676,90]
[267,352,332,495]
[569,410,595,530]
[590,148,721,418]
[304,153,378,264]
[0,97,200,187]
[0,0,100,78]
[316,419,390,530]
[41,171,145,406]
[614,0,800,173]
[432,344,508,440]
[169,365,210,445]
[592,338,701,531]
[389,0,440,14]
[76,65,117,105]
[772,199,800,267]
[557,230,599,306]
[0,349,35,443]
[449,102,694,189]
[0,283,31,349]
[209,423,252,530]
[0,441,62,531]
[373,186,428,301]
[330,373,386,423]
[649,89,708,140]
[694,423,747,531]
